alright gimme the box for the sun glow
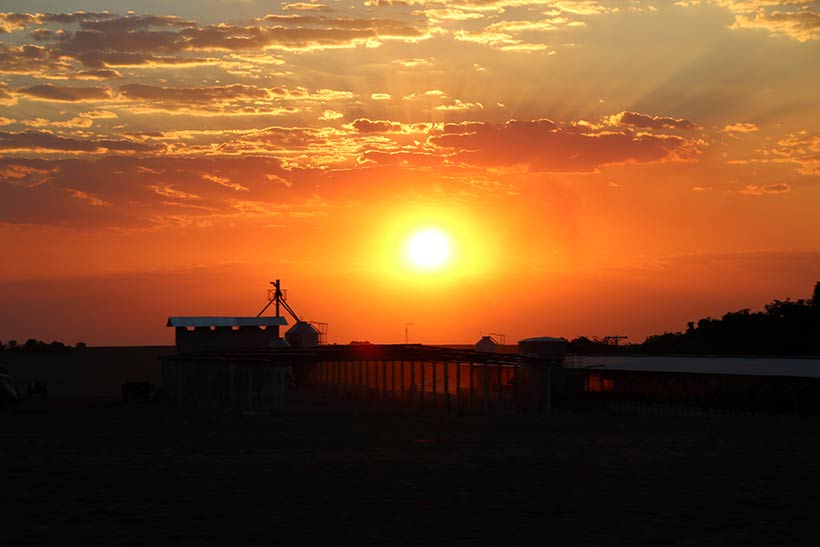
[406,228,451,269]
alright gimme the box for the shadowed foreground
[3,401,820,546]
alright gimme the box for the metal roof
[286,321,320,334]
[519,336,566,343]
[167,316,288,328]
[163,344,556,367]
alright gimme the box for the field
[4,347,820,545]
[0,346,170,397]
[4,397,820,546]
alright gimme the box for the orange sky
[0,1,818,346]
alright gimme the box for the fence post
[544,366,552,417]
[420,360,425,408]
[456,361,461,412]
[444,361,450,413]
[483,362,490,415]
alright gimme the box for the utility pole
[405,323,414,344]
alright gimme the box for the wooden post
[409,360,414,402]
[444,361,450,413]
[420,360,425,407]
[497,363,503,406]
[483,362,490,415]
[391,361,396,398]
[469,362,475,411]
[456,361,461,411]
[432,360,437,406]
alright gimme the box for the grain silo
[475,335,501,353]
[286,321,321,348]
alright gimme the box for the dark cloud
[78,14,195,32]
[120,83,270,104]
[0,131,156,153]
[3,11,428,71]
[0,156,301,228]
[608,111,697,131]
[74,68,123,80]
[349,118,405,133]
[17,84,113,102]
[0,43,72,75]
[429,119,695,172]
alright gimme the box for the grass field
[0,346,170,397]
[3,398,820,546]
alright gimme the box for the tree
[813,281,820,307]
[8,340,17,350]
[75,342,87,350]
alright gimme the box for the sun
[406,228,451,270]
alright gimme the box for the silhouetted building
[167,316,288,354]
[475,335,501,353]
[286,321,321,348]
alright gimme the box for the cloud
[0,164,56,187]
[723,122,759,133]
[0,11,431,77]
[677,1,819,42]
[0,155,299,227]
[428,118,698,172]
[347,118,405,133]
[17,84,113,102]
[117,83,352,114]
[0,131,156,153]
[283,3,333,11]
[731,6,820,42]
[434,99,484,112]
[148,184,202,200]
[120,83,269,104]
[74,68,124,80]
[0,43,75,77]
[319,109,344,121]
[734,131,820,176]
[738,182,791,195]
[202,173,250,191]
[0,83,15,106]
[608,111,698,130]
[768,132,820,176]
[65,188,112,207]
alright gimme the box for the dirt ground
[3,399,820,546]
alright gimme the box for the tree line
[568,282,820,356]
[0,339,87,353]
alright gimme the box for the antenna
[257,279,301,323]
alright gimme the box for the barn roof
[167,317,288,328]
[286,321,320,334]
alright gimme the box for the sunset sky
[0,0,818,346]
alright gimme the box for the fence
[297,359,554,415]
[161,347,820,416]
